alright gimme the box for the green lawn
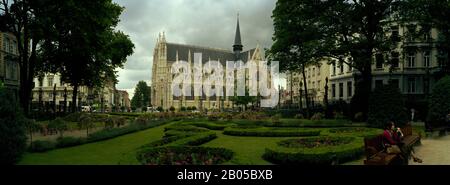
[19,119,384,165]
[202,131,289,165]
[19,122,173,165]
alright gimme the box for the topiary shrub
[427,76,450,129]
[56,137,85,148]
[354,112,365,122]
[271,114,282,124]
[0,88,27,164]
[367,84,409,128]
[294,114,304,119]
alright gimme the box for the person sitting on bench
[382,121,422,163]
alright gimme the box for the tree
[427,76,450,128]
[78,114,94,136]
[24,119,40,148]
[48,118,67,138]
[230,88,257,111]
[131,81,150,110]
[268,0,329,117]
[1,0,50,115]
[37,0,134,113]
[0,86,27,164]
[368,83,408,128]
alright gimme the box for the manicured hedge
[29,140,56,153]
[328,127,382,138]
[29,119,173,153]
[167,132,217,146]
[263,136,364,165]
[223,127,321,137]
[186,122,231,130]
[136,146,233,165]
[263,119,363,128]
[164,130,204,137]
[108,112,142,118]
[164,124,210,132]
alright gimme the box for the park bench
[364,124,421,165]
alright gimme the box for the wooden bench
[364,124,421,165]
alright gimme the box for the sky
[112,0,283,98]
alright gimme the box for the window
[423,31,431,41]
[317,80,321,89]
[5,60,17,80]
[2,35,6,50]
[423,51,430,67]
[48,77,54,87]
[348,64,352,72]
[312,68,315,77]
[339,83,344,98]
[375,80,383,89]
[317,66,320,76]
[408,78,416,93]
[332,84,336,98]
[339,62,344,74]
[407,52,415,67]
[332,64,336,76]
[13,41,17,54]
[347,81,352,97]
[389,79,399,89]
[376,54,384,69]
[39,79,43,87]
[391,52,399,68]
[307,69,310,78]
[312,81,315,89]
[391,26,400,42]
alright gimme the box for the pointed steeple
[233,13,243,53]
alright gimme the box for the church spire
[233,13,243,53]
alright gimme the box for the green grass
[19,119,387,165]
[19,122,174,165]
[201,131,290,165]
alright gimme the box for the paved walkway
[409,134,450,165]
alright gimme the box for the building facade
[286,60,331,108]
[0,32,20,98]
[151,16,266,110]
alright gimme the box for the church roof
[166,43,256,64]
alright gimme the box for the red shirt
[383,130,401,145]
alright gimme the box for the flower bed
[328,127,382,138]
[223,127,321,137]
[263,136,363,164]
[136,146,233,165]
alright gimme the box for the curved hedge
[328,127,382,138]
[136,146,233,165]
[223,127,321,137]
[263,136,363,165]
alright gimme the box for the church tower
[233,13,243,60]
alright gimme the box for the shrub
[56,137,85,148]
[223,127,321,137]
[167,132,217,146]
[271,114,282,124]
[368,84,409,128]
[105,117,115,129]
[48,118,68,137]
[263,136,363,165]
[169,106,175,112]
[310,112,324,121]
[187,122,229,130]
[334,111,345,120]
[30,140,56,152]
[328,127,383,138]
[186,106,192,111]
[156,106,163,112]
[0,88,27,164]
[427,76,450,128]
[354,112,364,122]
[294,114,304,119]
[180,107,187,112]
[136,146,233,165]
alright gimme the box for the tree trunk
[72,83,79,113]
[301,65,310,118]
[290,72,293,109]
